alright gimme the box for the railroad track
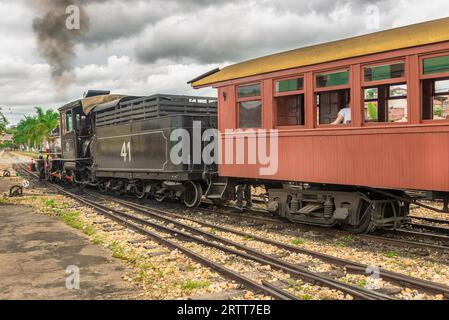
[193,203,449,252]
[106,196,449,298]
[14,164,449,300]
[405,219,449,236]
[15,164,398,300]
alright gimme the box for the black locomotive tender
[47,90,218,208]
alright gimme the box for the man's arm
[331,113,344,125]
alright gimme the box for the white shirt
[338,108,351,124]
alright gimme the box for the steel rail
[196,204,449,252]
[409,215,449,226]
[405,222,449,236]
[111,197,449,297]
[13,164,293,301]
[78,193,387,300]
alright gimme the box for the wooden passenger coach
[191,17,449,194]
[191,17,449,232]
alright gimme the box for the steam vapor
[32,0,90,90]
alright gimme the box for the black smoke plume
[32,0,90,89]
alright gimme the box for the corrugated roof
[191,17,449,87]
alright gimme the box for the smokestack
[32,0,90,90]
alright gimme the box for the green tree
[0,111,8,134]
[12,107,59,149]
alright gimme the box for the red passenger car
[191,17,449,233]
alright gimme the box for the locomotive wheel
[183,181,203,208]
[134,182,147,199]
[98,181,107,192]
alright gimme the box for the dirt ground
[0,157,144,302]
[0,203,142,300]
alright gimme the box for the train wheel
[341,202,373,234]
[135,182,147,200]
[183,181,203,208]
[98,181,107,192]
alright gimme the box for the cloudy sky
[1,0,449,125]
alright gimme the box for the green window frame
[275,78,304,93]
[237,84,261,99]
[364,62,405,82]
[316,70,349,88]
[423,54,449,75]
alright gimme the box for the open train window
[422,53,449,121]
[362,61,407,124]
[274,77,305,127]
[237,83,262,128]
[422,79,449,120]
[315,70,351,126]
[363,84,408,123]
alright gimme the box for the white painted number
[121,142,132,162]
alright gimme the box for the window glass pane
[364,63,405,82]
[424,55,449,75]
[388,99,408,122]
[389,84,407,97]
[435,79,449,94]
[239,101,262,128]
[364,88,378,100]
[433,94,449,120]
[364,101,379,122]
[66,112,72,132]
[238,84,261,98]
[276,95,304,126]
[275,78,304,93]
[316,70,349,88]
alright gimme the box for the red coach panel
[219,126,449,192]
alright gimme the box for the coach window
[422,54,449,120]
[362,62,408,123]
[237,83,262,128]
[315,70,350,125]
[274,77,305,127]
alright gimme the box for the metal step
[206,179,228,200]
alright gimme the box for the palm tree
[12,107,59,150]
[34,107,59,147]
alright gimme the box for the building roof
[191,17,449,88]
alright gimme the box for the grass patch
[291,238,305,246]
[108,241,136,263]
[357,279,368,288]
[91,234,104,245]
[337,235,355,247]
[43,199,57,208]
[384,250,398,258]
[59,211,84,230]
[180,280,210,291]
